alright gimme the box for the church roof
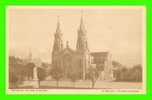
[90,52,109,57]
[58,47,76,56]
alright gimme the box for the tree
[68,67,79,88]
[25,62,35,80]
[120,67,128,81]
[131,64,142,82]
[113,64,142,82]
[88,66,99,88]
[50,66,63,88]
[112,61,122,68]
[9,56,25,88]
[9,71,18,88]
[37,67,46,88]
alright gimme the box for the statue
[32,66,39,88]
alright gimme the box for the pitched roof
[58,47,76,56]
[90,52,109,57]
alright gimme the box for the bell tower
[76,15,89,53]
[76,14,90,80]
[52,17,63,64]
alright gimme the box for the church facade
[51,16,113,81]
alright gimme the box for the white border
[6,6,146,94]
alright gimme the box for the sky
[7,6,145,67]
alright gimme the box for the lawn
[15,80,142,89]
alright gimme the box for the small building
[91,52,113,81]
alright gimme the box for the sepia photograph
[6,6,146,94]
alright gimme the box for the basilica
[51,16,113,81]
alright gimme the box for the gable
[59,48,76,57]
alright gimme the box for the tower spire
[76,11,89,52]
[79,10,86,33]
[80,9,83,24]
[52,16,63,56]
[56,16,61,33]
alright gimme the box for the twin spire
[79,13,86,33]
[55,12,86,34]
[54,12,88,51]
[56,16,61,33]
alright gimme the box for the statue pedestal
[32,79,39,89]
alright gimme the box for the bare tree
[68,67,78,88]
[132,64,142,82]
[37,67,46,88]
[9,56,24,88]
[50,66,63,88]
[88,66,99,88]
[25,62,35,80]
[113,64,142,82]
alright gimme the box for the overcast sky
[8,6,145,67]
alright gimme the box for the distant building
[51,16,113,80]
[91,52,113,80]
